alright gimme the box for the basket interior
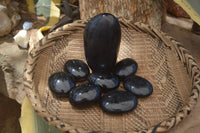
[31,27,192,132]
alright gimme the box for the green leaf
[34,110,64,133]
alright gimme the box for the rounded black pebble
[123,75,153,97]
[48,72,75,96]
[64,59,89,81]
[100,91,138,113]
[114,58,138,80]
[84,13,121,74]
[69,83,101,107]
[88,73,119,91]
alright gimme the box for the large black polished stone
[84,13,121,74]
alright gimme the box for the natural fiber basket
[24,18,200,133]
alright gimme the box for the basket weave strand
[24,19,200,133]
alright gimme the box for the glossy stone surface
[123,75,153,97]
[69,83,101,107]
[88,73,119,91]
[84,13,121,74]
[64,59,89,81]
[100,91,137,113]
[48,72,75,96]
[114,58,138,80]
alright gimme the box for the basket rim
[23,18,200,133]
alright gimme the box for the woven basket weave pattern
[24,19,200,133]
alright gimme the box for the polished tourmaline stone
[88,73,119,91]
[64,59,89,81]
[48,72,75,96]
[84,13,121,73]
[69,83,101,107]
[123,75,153,97]
[100,91,138,113]
[114,58,138,80]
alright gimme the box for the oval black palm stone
[88,73,119,91]
[114,58,138,80]
[100,91,138,113]
[84,13,121,74]
[123,75,153,97]
[48,72,75,96]
[64,59,89,81]
[69,83,101,107]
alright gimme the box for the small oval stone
[88,73,119,91]
[69,83,101,107]
[48,72,75,96]
[64,59,89,81]
[114,58,138,80]
[123,75,153,97]
[100,91,138,113]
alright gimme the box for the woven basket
[24,18,200,133]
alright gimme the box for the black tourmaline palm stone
[69,83,101,107]
[88,73,119,91]
[114,58,138,80]
[64,59,89,81]
[123,75,153,97]
[48,72,75,96]
[100,91,138,113]
[84,13,121,74]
